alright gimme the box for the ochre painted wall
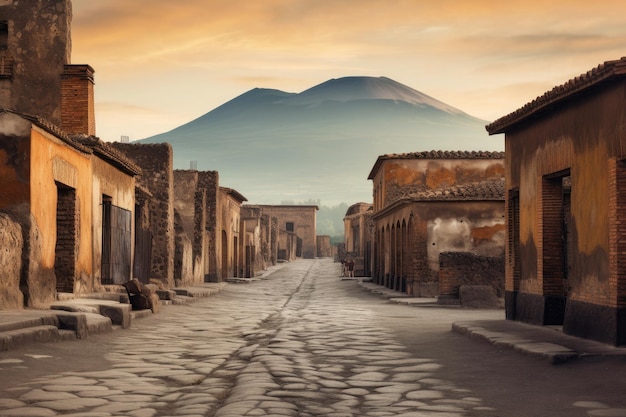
[29,126,93,305]
[505,82,626,306]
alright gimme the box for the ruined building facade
[487,57,626,345]
[364,151,506,300]
[0,0,311,311]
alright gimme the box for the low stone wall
[0,213,24,309]
[438,251,504,300]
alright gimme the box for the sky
[70,0,626,143]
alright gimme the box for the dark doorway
[102,196,132,285]
[133,203,152,284]
[55,182,77,293]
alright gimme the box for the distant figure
[340,259,346,277]
[347,258,355,278]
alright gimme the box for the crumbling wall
[113,143,174,287]
[197,171,219,281]
[438,251,504,299]
[0,0,72,125]
[0,213,23,309]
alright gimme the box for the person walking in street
[347,258,355,278]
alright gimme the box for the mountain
[138,76,502,207]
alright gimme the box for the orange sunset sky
[70,0,626,143]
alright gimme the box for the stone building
[367,151,505,297]
[0,110,139,308]
[486,57,626,345]
[254,205,318,259]
[240,205,266,278]
[172,170,211,285]
[343,202,374,276]
[316,235,334,258]
[216,187,247,281]
[112,143,175,288]
[0,1,141,309]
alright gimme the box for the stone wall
[197,171,219,281]
[0,213,23,309]
[113,143,174,286]
[316,235,332,258]
[438,251,504,298]
[0,0,72,126]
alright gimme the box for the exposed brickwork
[608,159,626,308]
[54,185,77,293]
[539,176,565,296]
[61,65,95,136]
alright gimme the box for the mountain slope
[139,76,502,206]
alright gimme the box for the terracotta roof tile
[378,150,504,160]
[72,135,141,176]
[387,178,504,203]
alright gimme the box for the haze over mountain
[138,76,502,207]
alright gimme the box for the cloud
[70,0,626,139]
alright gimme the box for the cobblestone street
[2,258,626,417]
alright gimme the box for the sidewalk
[0,282,228,352]
[357,278,626,364]
[0,263,290,352]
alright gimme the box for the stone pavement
[0,259,500,417]
[1,260,626,416]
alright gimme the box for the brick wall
[439,252,504,297]
[609,159,626,308]
[54,185,78,292]
[539,176,565,296]
[61,65,95,136]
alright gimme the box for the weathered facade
[343,202,374,276]
[240,206,265,277]
[486,57,626,345]
[255,205,318,259]
[216,187,247,281]
[173,170,210,285]
[112,143,175,287]
[367,151,505,297]
[0,111,138,308]
[0,0,71,127]
[316,235,334,258]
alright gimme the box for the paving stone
[0,407,58,417]
[405,390,445,400]
[33,397,109,411]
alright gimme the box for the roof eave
[486,57,626,135]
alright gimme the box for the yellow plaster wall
[29,127,93,291]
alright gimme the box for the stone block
[99,303,131,329]
[0,213,23,309]
[54,311,88,339]
[459,285,504,309]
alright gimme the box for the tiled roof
[72,135,141,176]
[0,108,91,154]
[378,150,504,160]
[486,57,626,134]
[368,150,504,180]
[387,177,504,204]
[408,177,505,201]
